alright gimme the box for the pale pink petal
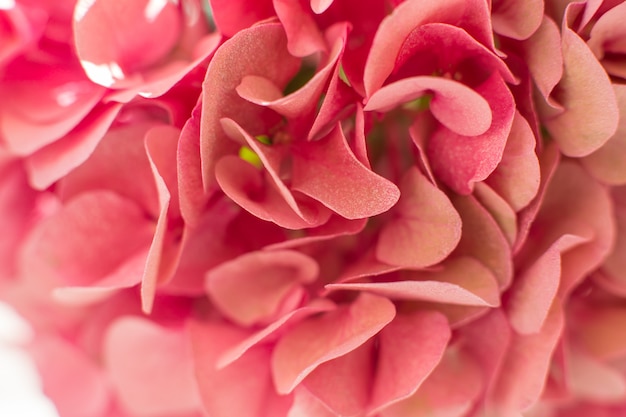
[201,23,300,188]
[104,317,201,417]
[287,387,338,417]
[19,191,155,290]
[427,73,515,195]
[382,344,483,417]
[473,182,518,245]
[488,303,564,414]
[189,320,292,417]
[141,125,181,313]
[582,84,626,185]
[506,235,587,335]
[451,194,513,288]
[310,0,333,14]
[376,167,461,268]
[25,102,122,190]
[364,0,494,96]
[206,250,318,326]
[31,335,110,417]
[365,76,492,136]
[491,0,543,40]
[209,0,274,37]
[568,351,626,402]
[369,311,451,414]
[292,124,401,219]
[485,111,540,212]
[271,293,395,394]
[543,26,619,157]
[328,257,500,307]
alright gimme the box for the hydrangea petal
[209,0,274,37]
[376,167,461,268]
[274,0,327,56]
[491,0,543,40]
[271,293,395,394]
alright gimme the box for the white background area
[0,302,59,417]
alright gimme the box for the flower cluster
[2,0,626,416]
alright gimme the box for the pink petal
[568,351,626,402]
[209,0,274,37]
[292,123,401,219]
[543,26,618,157]
[473,182,518,245]
[328,257,500,307]
[271,293,396,394]
[141,125,182,314]
[206,250,318,326]
[274,0,327,56]
[427,72,515,195]
[488,303,564,414]
[491,0,543,40]
[201,23,300,189]
[587,1,626,79]
[451,193,513,288]
[310,0,333,14]
[31,335,110,417]
[369,311,451,414]
[582,84,626,185]
[25,102,122,190]
[19,191,154,290]
[189,320,292,417]
[506,235,587,335]
[364,0,494,96]
[104,317,201,417]
[365,76,492,136]
[485,111,540,212]
[377,168,461,268]
[570,304,626,361]
[287,387,338,417]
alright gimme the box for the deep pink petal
[105,317,201,416]
[427,72,515,195]
[292,123,400,219]
[271,293,395,394]
[209,0,274,37]
[274,0,327,56]
[365,76,492,136]
[328,257,500,307]
[206,250,318,326]
[543,26,618,157]
[376,167,461,268]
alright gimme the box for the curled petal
[491,0,543,40]
[376,167,461,268]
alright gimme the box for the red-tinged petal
[274,0,327,56]
[19,191,155,290]
[364,0,494,96]
[485,112,540,212]
[451,194,513,289]
[217,300,336,369]
[209,0,274,37]
[474,182,518,245]
[381,344,483,417]
[587,1,626,77]
[74,0,180,87]
[271,293,396,394]
[303,340,374,417]
[201,23,300,188]
[427,73,515,195]
[328,257,500,307]
[57,121,162,218]
[292,123,400,219]
[104,317,201,417]
[25,102,122,190]
[189,320,292,417]
[491,0,543,40]
[369,311,451,414]
[507,235,587,335]
[488,303,564,414]
[582,84,626,185]
[0,60,105,155]
[568,351,626,402]
[206,250,318,327]
[543,27,618,157]
[520,16,563,102]
[31,335,110,417]
[141,125,182,314]
[365,76,492,137]
[376,167,461,268]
